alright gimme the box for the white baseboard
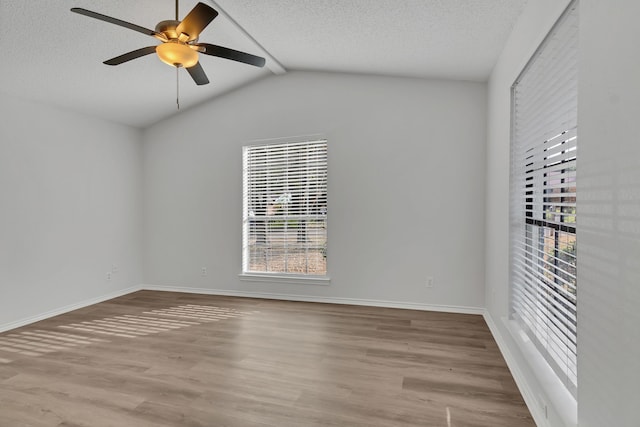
[140,284,485,315]
[0,285,142,333]
[483,311,550,427]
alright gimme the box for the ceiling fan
[70,1,266,86]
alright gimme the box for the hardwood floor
[0,291,534,427]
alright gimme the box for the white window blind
[510,1,578,396]
[242,139,327,277]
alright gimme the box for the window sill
[502,317,577,427]
[239,273,331,286]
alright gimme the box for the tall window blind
[242,140,327,277]
[510,1,579,396]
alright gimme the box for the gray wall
[485,0,640,426]
[142,71,487,310]
[0,93,143,329]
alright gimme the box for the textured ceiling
[0,0,527,128]
[214,0,528,80]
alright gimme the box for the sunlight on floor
[144,304,259,322]
[0,329,106,357]
[0,304,259,359]
[58,314,197,338]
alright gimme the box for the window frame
[240,137,329,283]
[509,0,579,397]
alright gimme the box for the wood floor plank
[0,291,534,426]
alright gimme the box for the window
[242,139,327,277]
[510,1,578,395]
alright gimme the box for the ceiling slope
[0,0,526,128]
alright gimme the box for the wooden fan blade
[176,3,218,41]
[196,43,265,67]
[71,8,158,37]
[103,46,158,66]
[186,62,210,85]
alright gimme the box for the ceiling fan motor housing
[155,20,199,68]
[156,20,194,41]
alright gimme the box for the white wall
[0,93,143,330]
[576,1,640,426]
[143,71,487,310]
[485,1,640,426]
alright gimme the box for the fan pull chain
[175,0,180,110]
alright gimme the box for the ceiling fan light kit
[156,41,199,68]
[70,1,266,86]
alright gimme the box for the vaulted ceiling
[0,0,527,128]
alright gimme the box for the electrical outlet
[111,264,118,273]
[106,272,112,281]
[201,267,207,277]
[426,276,433,288]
